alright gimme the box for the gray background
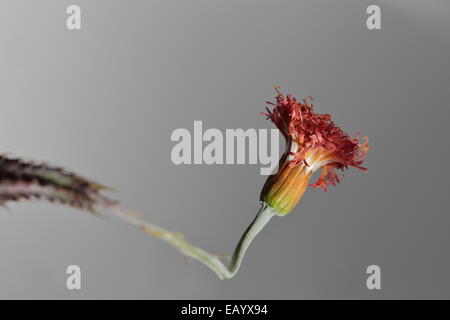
[0,0,449,299]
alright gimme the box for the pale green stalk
[107,202,275,280]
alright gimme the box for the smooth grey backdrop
[0,0,449,299]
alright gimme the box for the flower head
[260,87,368,215]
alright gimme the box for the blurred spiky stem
[105,201,274,280]
[0,155,113,210]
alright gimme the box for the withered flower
[260,87,368,215]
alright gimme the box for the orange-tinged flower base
[260,160,312,215]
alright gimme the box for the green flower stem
[107,202,275,280]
